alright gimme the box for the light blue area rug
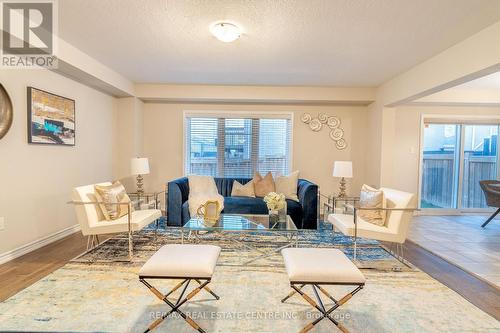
[0,225,498,332]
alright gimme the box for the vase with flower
[263,192,287,226]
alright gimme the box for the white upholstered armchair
[71,182,162,260]
[327,188,417,262]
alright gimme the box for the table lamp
[131,157,150,195]
[332,161,352,198]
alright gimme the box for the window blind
[185,115,292,178]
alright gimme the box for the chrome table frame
[181,215,299,265]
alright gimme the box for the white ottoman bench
[281,248,365,333]
[139,244,221,333]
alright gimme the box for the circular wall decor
[327,116,340,128]
[309,118,322,132]
[0,84,13,140]
[300,113,312,124]
[300,112,347,150]
[318,113,328,123]
[329,128,344,141]
[336,138,347,150]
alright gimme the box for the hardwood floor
[398,240,499,320]
[0,232,100,302]
[408,215,500,287]
[0,229,498,322]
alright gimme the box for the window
[185,113,292,178]
[421,122,499,209]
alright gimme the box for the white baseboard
[0,224,81,265]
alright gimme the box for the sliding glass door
[461,125,499,208]
[420,123,500,210]
[421,124,460,209]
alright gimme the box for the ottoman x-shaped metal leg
[282,282,364,333]
[140,277,220,333]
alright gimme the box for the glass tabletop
[183,214,297,232]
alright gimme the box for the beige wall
[142,103,369,200]
[113,97,144,189]
[387,105,500,195]
[0,69,116,255]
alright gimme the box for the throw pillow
[187,175,224,217]
[275,171,300,201]
[253,171,276,197]
[231,180,255,197]
[94,181,133,221]
[188,174,218,194]
[358,184,386,226]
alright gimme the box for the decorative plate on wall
[0,84,13,140]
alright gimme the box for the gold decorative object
[136,174,144,195]
[0,84,13,140]
[301,112,347,150]
[338,177,348,198]
[333,161,353,198]
[131,157,150,196]
[197,200,221,222]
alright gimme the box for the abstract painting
[27,87,75,145]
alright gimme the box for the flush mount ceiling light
[210,22,241,42]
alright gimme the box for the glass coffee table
[181,214,299,265]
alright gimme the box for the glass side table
[323,195,360,217]
[128,190,167,234]
[128,191,166,212]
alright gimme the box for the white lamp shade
[332,161,353,178]
[131,157,150,175]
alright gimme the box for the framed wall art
[27,87,75,146]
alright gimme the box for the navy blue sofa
[167,177,318,229]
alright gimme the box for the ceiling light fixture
[210,22,241,43]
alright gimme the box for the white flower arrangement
[263,192,286,212]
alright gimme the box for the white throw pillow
[358,184,386,226]
[275,171,300,202]
[188,175,218,194]
[231,180,255,197]
[188,175,224,217]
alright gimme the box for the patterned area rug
[70,222,410,271]
[0,224,499,332]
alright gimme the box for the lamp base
[136,174,144,195]
[337,177,347,198]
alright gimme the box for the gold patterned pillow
[94,181,133,221]
[253,172,276,197]
[358,184,386,226]
[231,180,255,197]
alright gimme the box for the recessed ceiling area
[457,71,500,90]
[58,0,500,86]
[411,71,500,105]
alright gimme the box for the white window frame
[183,110,294,177]
[418,114,500,215]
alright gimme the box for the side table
[128,190,167,234]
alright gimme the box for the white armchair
[327,188,417,262]
[71,182,162,260]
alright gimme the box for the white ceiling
[58,0,500,86]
